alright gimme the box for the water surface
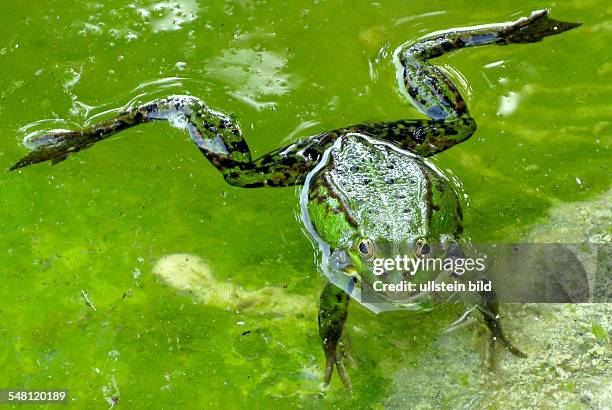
[0,1,610,408]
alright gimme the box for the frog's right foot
[502,9,581,44]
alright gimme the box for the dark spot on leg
[413,127,428,143]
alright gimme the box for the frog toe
[498,335,527,358]
[322,350,353,391]
[484,330,527,372]
[334,356,353,391]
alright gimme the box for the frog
[10,10,579,390]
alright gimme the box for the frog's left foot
[10,129,110,171]
[318,283,352,390]
[501,9,581,44]
[478,302,526,370]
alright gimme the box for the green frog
[10,10,579,390]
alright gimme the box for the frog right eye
[415,238,431,257]
[358,239,375,261]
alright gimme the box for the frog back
[307,134,463,246]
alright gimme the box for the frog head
[304,136,464,309]
[326,223,461,306]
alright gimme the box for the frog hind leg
[10,12,579,175]
[478,301,527,370]
[343,9,580,157]
[318,282,352,390]
[9,95,334,187]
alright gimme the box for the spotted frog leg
[9,9,579,388]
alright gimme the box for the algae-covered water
[0,1,610,408]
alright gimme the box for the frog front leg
[9,95,337,187]
[341,10,580,157]
[318,282,352,390]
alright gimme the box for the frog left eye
[415,239,431,257]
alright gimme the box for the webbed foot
[9,130,85,171]
[502,9,581,44]
[322,338,353,391]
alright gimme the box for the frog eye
[357,239,375,260]
[415,239,431,257]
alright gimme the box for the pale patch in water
[137,0,200,33]
[497,85,534,116]
[206,48,294,98]
[152,254,313,315]
[63,66,82,90]
[497,91,521,116]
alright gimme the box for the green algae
[0,1,609,408]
